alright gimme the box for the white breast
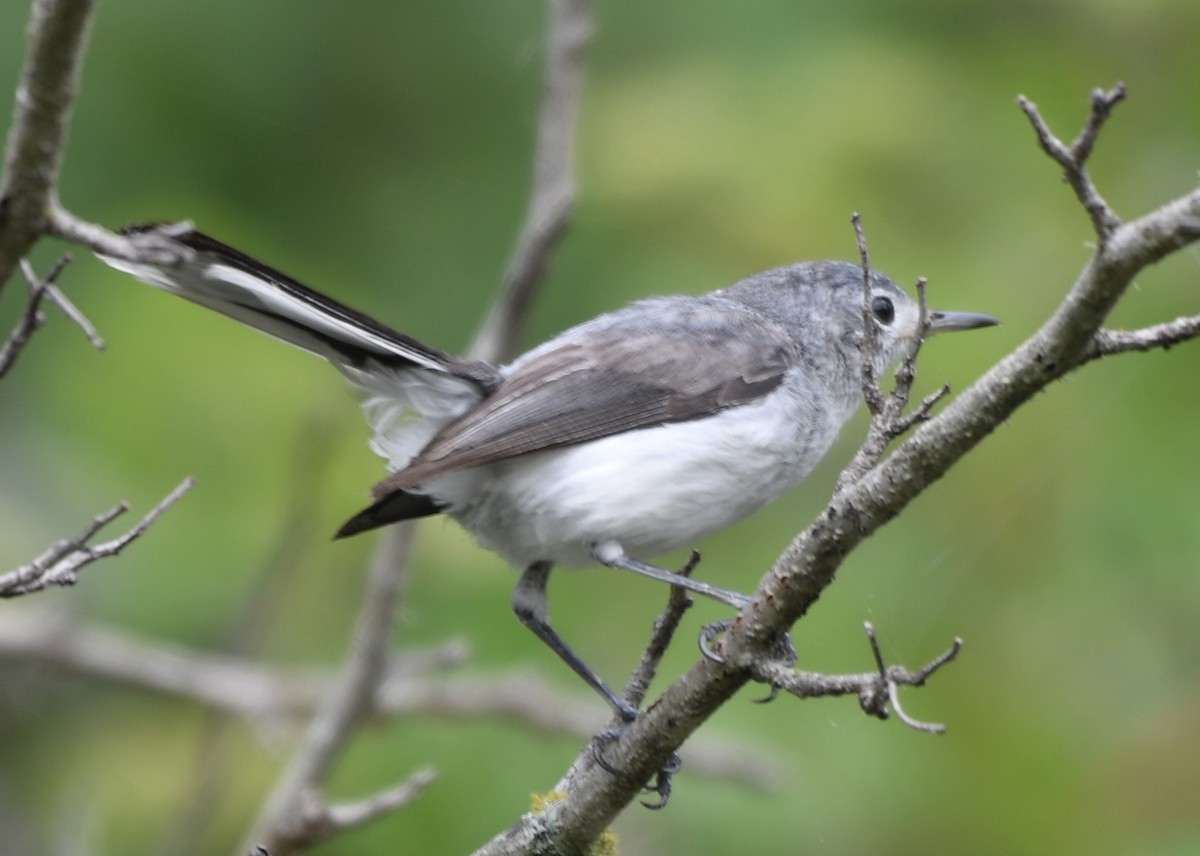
[443,376,857,568]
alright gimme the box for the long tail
[99,224,501,536]
[99,224,496,387]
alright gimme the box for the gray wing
[372,296,799,496]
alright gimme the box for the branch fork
[0,477,195,598]
[837,214,950,492]
[1017,83,1126,240]
[1019,83,1200,367]
[739,622,961,735]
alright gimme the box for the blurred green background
[2,0,1199,853]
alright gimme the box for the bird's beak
[926,309,1000,335]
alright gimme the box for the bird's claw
[591,721,683,809]
[640,751,682,809]
[591,725,625,775]
[698,619,798,703]
[698,619,733,663]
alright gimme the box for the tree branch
[1080,313,1200,362]
[0,0,188,291]
[0,0,97,288]
[242,524,415,855]
[272,769,438,850]
[45,205,191,264]
[837,216,948,492]
[474,84,1200,855]
[746,623,961,736]
[620,550,698,712]
[467,0,592,363]
[0,252,78,377]
[238,3,595,850]
[1017,83,1126,240]
[0,609,781,788]
[0,477,194,597]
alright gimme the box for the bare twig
[739,624,960,736]
[0,477,195,597]
[1017,83,1126,240]
[1080,313,1200,363]
[620,550,699,712]
[0,254,73,377]
[243,525,416,855]
[0,612,780,787]
[38,267,104,350]
[468,0,592,363]
[0,0,99,289]
[862,622,957,734]
[45,205,191,265]
[852,212,886,416]
[887,278,938,431]
[275,769,437,848]
[836,259,944,491]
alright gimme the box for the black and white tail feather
[102,225,499,534]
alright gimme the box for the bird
[100,225,997,722]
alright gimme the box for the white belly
[440,382,855,568]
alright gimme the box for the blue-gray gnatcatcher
[101,227,997,720]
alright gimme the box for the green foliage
[2,0,1199,853]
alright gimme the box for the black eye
[871,295,895,325]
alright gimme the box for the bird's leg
[590,542,799,705]
[512,561,639,722]
[514,560,684,805]
[590,541,750,609]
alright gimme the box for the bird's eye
[871,295,895,325]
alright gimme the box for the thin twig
[1080,313,1200,363]
[46,205,191,265]
[740,623,961,736]
[1,264,50,376]
[0,477,195,598]
[1016,83,1126,240]
[620,550,699,712]
[891,278,930,415]
[0,254,78,376]
[468,0,592,363]
[852,212,886,415]
[278,769,437,846]
[41,275,104,350]
[243,525,416,855]
[862,622,957,734]
[835,270,945,491]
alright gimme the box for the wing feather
[372,297,798,497]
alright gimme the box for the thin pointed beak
[927,309,1000,334]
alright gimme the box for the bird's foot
[592,721,683,810]
[698,619,798,703]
